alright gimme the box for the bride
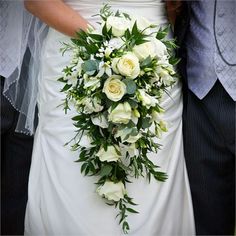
[24,0,195,235]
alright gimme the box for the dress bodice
[64,0,167,26]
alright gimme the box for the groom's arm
[24,0,90,37]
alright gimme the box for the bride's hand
[24,0,91,38]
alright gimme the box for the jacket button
[218,10,225,17]
[216,66,224,73]
[217,29,224,36]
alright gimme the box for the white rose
[152,38,168,60]
[116,53,140,79]
[108,102,132,124]
[131,16,153,32]
[106,16,130,37]
[133,42,156,61]
[91,113,109,129]
[103,75,126,102]
[96,145,121,162]
[97,181,126,201]
[137,89,158,108]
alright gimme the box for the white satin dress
[25,0,195,235]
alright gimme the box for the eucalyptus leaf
[82,60,98,73]
[140,56,152,68]
[123,79,137,94]
[100,165,113,177]
[142,117,152,129]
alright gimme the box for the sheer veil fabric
[1,0,48,135]
[25,0,195,235]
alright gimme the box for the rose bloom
[108,102,132,124]
[97,181,126,202]
[106,16,131,37]
[151,38,168,60]
[96,145,121,162]
[133,41,156,61]
[114,53,140,79]
[103,75,126,102]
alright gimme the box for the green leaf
[132,21,139,36]
[156,25,170,40]
[126,208,139,214]
[140,56,152,68]
[169,57,181,66]
[142,117,152,129]
[81,163,87,174]
[124,29,131,40]
[60,84,72,92]
[58,77,67,83]
[100,164,113,177]
[102,23,108,36]
[89,34,104,41]
[127,99,138,109]
[72,115,81,121]
[123,13,131,20]
[123,79,137,94]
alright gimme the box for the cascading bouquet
[59,4,179,234]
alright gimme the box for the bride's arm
[24,0,90,37]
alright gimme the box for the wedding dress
[25,0,195,235]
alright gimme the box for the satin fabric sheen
[25,0,195,235]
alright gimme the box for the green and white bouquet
[59,5,179,233]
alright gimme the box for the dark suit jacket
[174,1,191,87]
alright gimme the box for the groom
[0,1,34,234]
[175,0,235,235]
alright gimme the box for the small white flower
[97,181,126,202]
[137,89,158,108]
[83,76,101,91]
[104,47,113,58]
[76,57,84,77]
[97,61,112,78]
[156,66,175,86]
[66,70,78,87]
